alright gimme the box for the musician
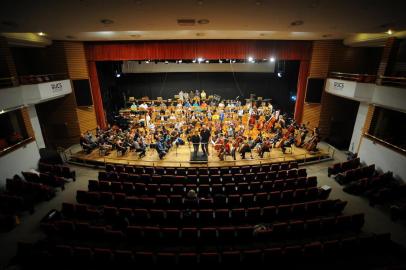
[156,137,167,159]
[190,130,200,157]
[281,133,295,154]
[200,125,211,156]
[259,137,271,158]
[239,139,252,159]
[133,138,146,158]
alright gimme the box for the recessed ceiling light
[100,19,114,25]
[387,29,393,35]
[130,34,141,38]
[65,35,76,39]
[270,57,275,62]
[196,32,205,37]
[197,19,210,25]
[248,56,253,62]
[290,20,304,26]
[322,34,332,38]
[38,32,46,36]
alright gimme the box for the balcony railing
[19,73,68,85]
[329,72,376,83]
[0,76,18,88]
[378,75,406,88]
[0,137,34,158]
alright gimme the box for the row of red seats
[18,233,391,266]
[0,194,24,215]
[22,171,65,189]
[6,178,55,203]
[335,164,375,185]
[98,170,308,185]
[328,158,360,177]
[42,213,364,244]
[76,187,330,208]
[89,177,318,195]
[38,162,76,181]
[106,162,299,175]
[61,199,345,226]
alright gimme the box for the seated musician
[80,133,95,154]
[156,137,167,159]
[133,138,146,158]
[281,133,295,154]
[116,139,128,156]
[218,139,232,161]
[239,138,252,159]
[259,137,271,158]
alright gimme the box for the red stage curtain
[85,40,312,61]
[88,61,107,129]
[294,60,310,123]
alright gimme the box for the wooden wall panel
[63,41,89,79]
[0,36,18,86]
[76,107,97,133]
[62,41,97,134]
[20,107,34,138]
[302,40,338,128]
[363,105,375,134]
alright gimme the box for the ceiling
[0,0,405,45]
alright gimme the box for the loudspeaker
[39,148,63,164]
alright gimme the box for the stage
[68,143,333,168]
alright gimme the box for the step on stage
[69,144,332,168]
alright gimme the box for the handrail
[364,133,406,155]
[329,72,376,83]
[0,137,34,157]
[378,75,406,87]
[19,73,69,85]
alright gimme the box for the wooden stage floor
[69,144,332,168]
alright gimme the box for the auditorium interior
[1,0,406,268]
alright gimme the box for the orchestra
[79,92,321,161]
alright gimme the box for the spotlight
[248,56,253,62]
[205,60,209,63]
[277,72,282,78]
[192,59,196,63]
[270,57,275,62]
[387,29,393,35]
[198,57,204,63]
[116,73,121,78]
[290,95,297,101]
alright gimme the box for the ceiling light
[387,29,393,35]
[290,20,304,26]
[219,60,223,63]
[38,32,46,36]
[192,59,196,63]
[205,60,209,63]
[248,56,253,62]
[277,72,282,78]
[164,61,169,64]
[232,60,236,63]
[145,60,150,64]
[178,60,182,63]
[116,73,121,78]
[197,19,210,24]
[100,19,114,25]
[198,57,204,63]
[270,57,275,62]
